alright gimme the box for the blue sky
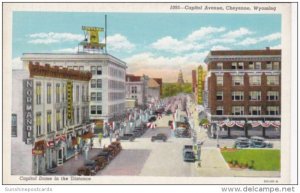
[12,12,281,82]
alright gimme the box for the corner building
[204,48,281,138]
[22,53,127,132]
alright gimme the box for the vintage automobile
[182,145,195,162]
[118,133,135,142]
[234,137,250,148]
[249,136,273,148]
[165,109,172,115]
[151,133,167,142]
[148,116,157,122]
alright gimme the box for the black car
[165,110,172,115]
[151,133,167,142]
[234,137,250,148]
[148,116,157,122]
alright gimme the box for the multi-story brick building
[125,74,148,107]
[204,48,281,138]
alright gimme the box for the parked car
[151,133,167,142]
[249,136,273,148]
[165,110,172,115]
[234,137,250,148]
[118,133,135,142]
[183,145,195,162]
[148,116,157,122]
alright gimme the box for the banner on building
[197,66,203,105]
[67,81,73,120]
[23,79,33,144]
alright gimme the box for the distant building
[125,74,147,107]
[204,47,281,138]
[147,78,161,102]
[177,70,184,84]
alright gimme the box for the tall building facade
[204,48,281,138]
[21,53,127,131]
[23,62,92,175]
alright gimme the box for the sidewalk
[46,148,101,175]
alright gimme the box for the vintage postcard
[2,2,297,187]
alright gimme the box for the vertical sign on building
[67,81,73,120]
[23,79,33,144]
[198,66,203,105]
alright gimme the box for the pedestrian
[98,132,103,148]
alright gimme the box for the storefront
[32,140,46,175]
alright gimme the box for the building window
[267,106,280,115]
[248,62,254,69]
[249,76,261,86]
[62,109,65,128]
[82,86,85,102]
[267,91,279,101]
[267,76,279,85]
[56,110,61,130]
[232,76,244,86]
[97,92,102,101]
[97,66,102,75]
[47,83,51,104]
[273,62,280,70]
[216,62,223,70]
[11,114,17,137]
[238,62,244,69]
[91,106,96,114]
[266,61,272,70]
[216,106,223,115]
[76,85,79,102]
[249,91,261,101]
[216,91,223,101]
[36,112,42,137]
[97,106,102,114]
[232,106,244,115]
[97,79,102,88]
[231,62,237,69]
[79,66,84,71]
[36,82,42,105]
[216,76,223,86]
[47,111,51,133]
[73,66,78,71]
[91,92,96,101]
[67,66,73,70]
[255,62,261,69]
[91,79,96,88]
[232,91,244,101]
[91,66,97,75]
[131,86,137,94]
[56,84,60,103]
[249,106,261,115]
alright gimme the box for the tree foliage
[162,83,192,98]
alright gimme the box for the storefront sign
[32,149,44,155]
[197,66,203,105]
[67,81,73,120]
[23,79,33,144]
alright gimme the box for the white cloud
[211,45,231,50]
[151,36,203,53]
[28,32,84,44]
[222,27,253,39]
[271,44,281,49]
[186,27,226,42]
[238,32,281,46]
[107,34,135,52]
[53,47,78,53]
[12,57,23,69]
[124,52,208,82]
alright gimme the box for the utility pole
[105,14,107,53]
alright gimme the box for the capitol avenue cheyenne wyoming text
[171,5,276,12]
